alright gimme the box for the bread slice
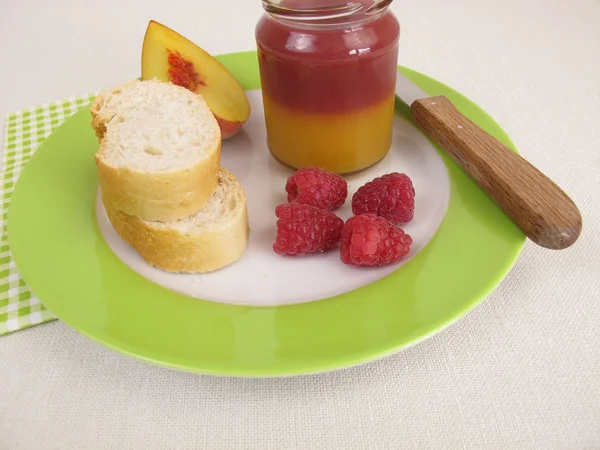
[91,79,221,222]
[104,168,249,273]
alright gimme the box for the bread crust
[104,169,250,274]
[90,80,221,222]
[95,140,220,222]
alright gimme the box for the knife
[395,71,582,250]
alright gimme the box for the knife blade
[395,71,582,250]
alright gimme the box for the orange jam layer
[263,93,395,174]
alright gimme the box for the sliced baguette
[104,168,249,273]
[91,79,221,222]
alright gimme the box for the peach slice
[141,20,250,139]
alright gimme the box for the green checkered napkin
[0,93,96,335]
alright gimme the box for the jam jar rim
[260,0,393,31]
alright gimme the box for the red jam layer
[256,7,400,114]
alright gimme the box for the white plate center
[96,90,450,307]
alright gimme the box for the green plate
[7,51,524,377]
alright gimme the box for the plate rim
[7,50,526,377]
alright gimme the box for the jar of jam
[256,0,400,174]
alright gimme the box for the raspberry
[351,172,415,224]
[285,167,348,210]
[340,214,412,266]
[273,203,344,256]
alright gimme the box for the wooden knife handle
[411,95,582,250]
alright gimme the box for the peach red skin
[215,115,243,140]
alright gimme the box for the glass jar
[255,0,400,174]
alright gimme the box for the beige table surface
[1,0,600,448]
